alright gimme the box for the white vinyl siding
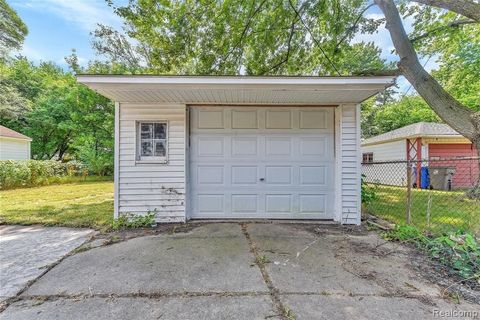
[0,138,30,160]
[338,104,361,225]
[117,103,186,222]
[361,140,407,187]
[361,140,406,161]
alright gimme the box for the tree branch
[412,0,480,22]
[288,0,341,75]
[259,19,297,75]
[334,3,376,51]
[374,0,476,141]
[410,19,478,42]
[215,0,267,70]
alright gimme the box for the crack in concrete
[11,291,271,303]
[0,234,95,314]
[240,223,294,320]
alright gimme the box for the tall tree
[0,0,28,60]
[1,58,114,165]
[96,0,390,75]
[374,0,479,150]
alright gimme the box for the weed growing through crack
[111,212,156,230]
[105,235,121,245]
[256,255,271,265]
[72,244,92,254]
[283,307,296,320]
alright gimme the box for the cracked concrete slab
[24,223,268,295]
[0,225,94,302]
[247,223,387,295]
[282,294,479,320]
[2,222,478,319]
[0,296,280,320]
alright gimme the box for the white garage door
[189,106,335,219]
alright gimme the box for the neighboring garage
[77,75,396,224]
[189,106,334,219]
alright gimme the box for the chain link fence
[362,157,480,235]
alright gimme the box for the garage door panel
[299,195,326,213]
[197,166,224,185]
[190,106,335,219]
[231,110,259,129]
[300,137,328,156]
[266,194,292,213]
[196,137,224,157]
[265,166,292,185]
[299,110,329,129]
[299,166,327,185]
[265,137,292,156]
[232,137,258,157]
[197,194,225,213]
[198,110,225,129]
[231,166,258,185]
[231,195,258,213]
[265,110,292,129]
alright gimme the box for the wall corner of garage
[114,101,120,220]
[336,104,362,225]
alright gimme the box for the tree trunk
[375,0,480,195]
[412,0,480,22]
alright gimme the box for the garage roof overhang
[77,75,396,105]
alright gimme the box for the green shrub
[427,232,479,279]
[111,212,157,230]
[385,225,479,280]
[0,160,86,189]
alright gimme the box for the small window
[137,121,168,162]
[362,152,374,164]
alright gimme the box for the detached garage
[78,75,395,225]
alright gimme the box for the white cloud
[12,0,123,32]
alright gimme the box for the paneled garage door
[189,106,335,219]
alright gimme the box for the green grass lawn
[364,184,480,235]
[0,181,114,230]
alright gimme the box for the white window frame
[135,120,169,164]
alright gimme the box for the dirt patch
[289,222,368,237]
[409,248,480,304]
[337,232,480,305]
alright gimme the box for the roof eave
[361,134,467,147]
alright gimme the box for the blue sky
[9,0,123,68]
[9,0,435,92]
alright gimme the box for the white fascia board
[77,75,396,87]
[77,75,395,89]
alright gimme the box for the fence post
[406,161,412,224]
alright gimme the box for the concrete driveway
[1,223,478,319]
[0,225,94,303]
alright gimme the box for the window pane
[154,140,166,157]
[141,141,153,156]
[141,123,153,139]
[154,123,166,139]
